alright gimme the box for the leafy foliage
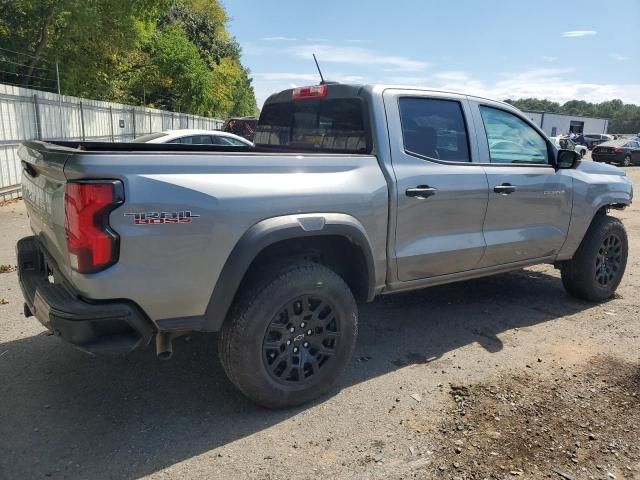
[0,0,257,118]
[505,98,640,134]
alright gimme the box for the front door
[384,91,489,281]
[473,104,573,267]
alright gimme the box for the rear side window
[255,99,368,153]
[480,106,549,165]
[216,136,247,146]
[398,97,470,162]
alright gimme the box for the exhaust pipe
[155,332,174,360]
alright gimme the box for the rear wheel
[561,215,628,301]
[218,261,358,408]
[623,155,632,167]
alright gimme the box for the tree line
[505,98,640,134]
[0,0,257,118]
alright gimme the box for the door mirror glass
[557,149,580,169]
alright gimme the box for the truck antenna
[313,54,326,85]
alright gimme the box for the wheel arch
[201,213,377,332]
[556,191,631,262]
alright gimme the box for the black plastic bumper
[17,236,154,355]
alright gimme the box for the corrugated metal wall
[0,83,224,201]
[522,110,609,137]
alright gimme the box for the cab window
[255,99,368,153]
[398,97,470,162]
[480,106,550,165]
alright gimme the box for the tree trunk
[22,6,56,88]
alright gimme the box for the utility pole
[56,61,63,138]
[55,62,61,95]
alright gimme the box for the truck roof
[263,83,517,111]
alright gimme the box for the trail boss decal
[125,211,200,225]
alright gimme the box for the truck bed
[35,140,370,156]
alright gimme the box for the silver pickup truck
[17,83,633,408]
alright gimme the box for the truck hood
[576,160,626,177]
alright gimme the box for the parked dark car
[583,133,613,149]
[223,117,258,141]
[592,139,640,166]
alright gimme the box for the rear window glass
[132,132,168,143]
[168,135,213,144]
[255,99,369,153]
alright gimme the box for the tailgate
[17,142,72,278]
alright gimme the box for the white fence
[0,83,224,201]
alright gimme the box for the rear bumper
[592,154,619,163]
[17,236,154,355]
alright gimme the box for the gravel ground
[0,166,638,480]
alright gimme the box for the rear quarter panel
[63,152,388,324]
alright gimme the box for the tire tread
[218,261,357,408]
[561,214,628,302]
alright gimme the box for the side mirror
[556,149,580,169]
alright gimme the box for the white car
[133,129,254,146]
[549,136,587,158]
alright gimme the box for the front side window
[399,97,470,162]
[480,106,549,165]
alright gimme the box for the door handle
[493,183,516,194]
[21,161,37,178]
[406,185,437,199]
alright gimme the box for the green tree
[0,0,257,118]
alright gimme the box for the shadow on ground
[0,268,599,479]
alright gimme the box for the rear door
[470,102,573,266]
[384,89,489,281]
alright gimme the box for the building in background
[522,110,608,137]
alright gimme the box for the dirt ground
[0,167,638,480]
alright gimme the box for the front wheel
[218,262,358,408]
[561,215,628,302]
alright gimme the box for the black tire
[218,262,358,409]
[561,215,628,302]
[623,155,632,167]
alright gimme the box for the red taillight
[614,147,622,154]
[65,181,123,273]
[292,84,327,100]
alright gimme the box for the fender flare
[200,213,376,332]
[556,190,632,261]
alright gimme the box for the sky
[221,0,640,108]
